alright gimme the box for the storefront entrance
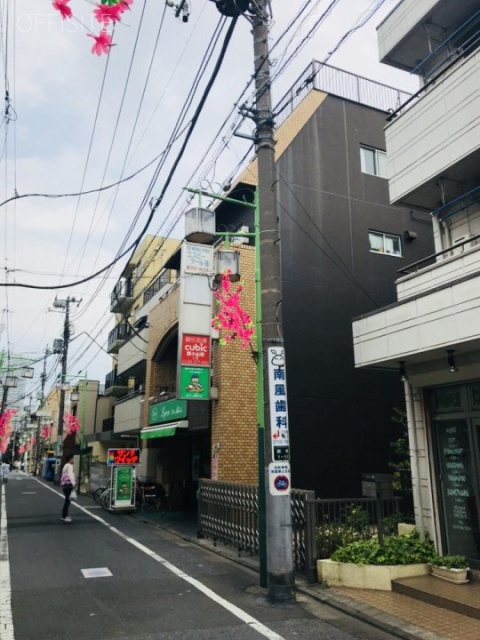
[431,383,480,567]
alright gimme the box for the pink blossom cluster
[212,272,255,349]
[63,413,81,438]
[40,424,52,440]
[52,0,134,55]
[0,409,16,454]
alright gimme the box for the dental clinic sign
[149,399,187,426]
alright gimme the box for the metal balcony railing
[143,270,175,305]
[107,322,131,352]
[276,61,411,127]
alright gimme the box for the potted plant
[430,554,469,584]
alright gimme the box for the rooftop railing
[276,61,412,126]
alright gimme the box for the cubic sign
[181,334,211,366]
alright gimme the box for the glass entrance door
[434,419,480,563]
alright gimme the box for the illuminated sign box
[107,448,140,466]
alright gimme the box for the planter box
[430,564,469,584]
[317,559,430,591]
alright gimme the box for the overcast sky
[0,0,415,401]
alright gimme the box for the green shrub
[316,505,372,560]
[431,554,468,569]
[330,532,436,566]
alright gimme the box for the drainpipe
[404,380,425,538]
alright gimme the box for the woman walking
[60,454,76,523]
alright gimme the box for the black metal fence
[197,479,403,583]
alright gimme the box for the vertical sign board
[113,465,135,509]
[177,242,213,401]
[267,346,291,495]
[267,347,290,461]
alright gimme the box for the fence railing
[276,61,411,127]
[197,479,403,583]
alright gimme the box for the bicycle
[93,486,106,505]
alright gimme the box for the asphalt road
[1,473,400,640]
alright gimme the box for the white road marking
[0,488,15,640]
[81,568,113,578]
[39,481,285,640]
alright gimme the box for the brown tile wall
[211,245,258,484]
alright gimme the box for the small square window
[369,231,402,257]
[360,146,387,178]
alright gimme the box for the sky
[0,0,416,405]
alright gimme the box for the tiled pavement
[326,586,480,640]
[137,509,480,640]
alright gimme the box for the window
[360,145,387,178]
[369,231,402,257]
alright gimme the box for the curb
[133,513,450,640]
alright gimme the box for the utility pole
[208,0,294,603]
[34,346,50,475]
[53,296,79,480]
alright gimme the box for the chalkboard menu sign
[436,421,479,558]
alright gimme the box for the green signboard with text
[148,399,187,426]
[179,366,210,400]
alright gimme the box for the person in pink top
[60,454,76,523]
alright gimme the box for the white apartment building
[353,0,480,571]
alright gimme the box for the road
[1,473,400,640]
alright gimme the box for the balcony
[110,278,134,313]
[107,322,131,354]
[352,239,480,371]
[377,0,477,73]
[384,47,480,210]
[117,326,148,375]
[143,269,175,306]
[104,370,129,397]
[114,393,144,434]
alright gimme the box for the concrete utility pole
[209,0,294,603]
[34,346,50,475]
[53,296,78,480]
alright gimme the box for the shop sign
[107,448,140,465]
[184,243,213,275]
[114,465,134,507]
[149,399,187,425]
[267,347,290,461]
[179,366,210,400]
[181,334,210,366]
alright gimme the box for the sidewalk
[134,508,480,640]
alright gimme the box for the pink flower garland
[212,272,255,349]
[52,0,134,55]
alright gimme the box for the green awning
[140,421,188,440]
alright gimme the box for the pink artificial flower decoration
[18,445,25,455]
[212,272,255,349]
[40,424,52,440]
[87,29,112,56]
[52,0,73,20]
[0,408,16,453]
[64,413,81,437]
[93,3,123,24]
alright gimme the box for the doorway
[431,383,480,566]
